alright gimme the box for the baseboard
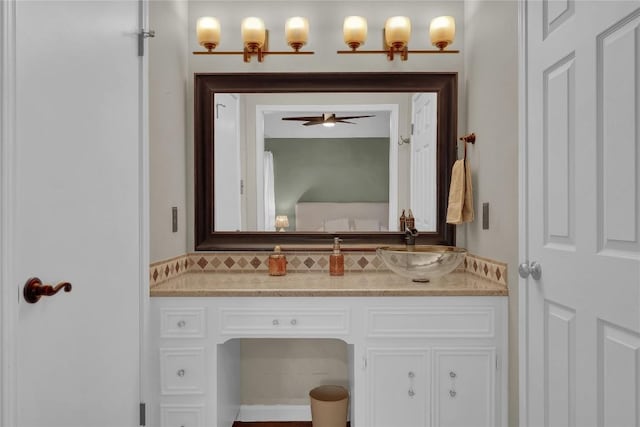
[237,405,312,422]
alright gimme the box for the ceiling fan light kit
[193,14,457,61]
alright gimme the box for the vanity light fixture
[337,15,458,60]
[194,16,314,62]
[430,16,456,50]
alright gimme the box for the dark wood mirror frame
[195,72,457,251]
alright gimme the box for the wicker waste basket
[309,385,349,427]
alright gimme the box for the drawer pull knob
[272,319,279,326]
[177,369,185,377]
[449,371,457,378]
[449,390,457,397]
[177,320,186,328]
[408,388,415,397]
[408,371,415,378]
[290,319,297,326]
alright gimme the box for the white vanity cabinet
[363,298,506,427]
[149,295,507,427]
[152,306,209,427]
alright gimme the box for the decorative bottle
[329,237,344,276]
[400,209,406,232]
[406,209,415,230]
[268,245,287,276]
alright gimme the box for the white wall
[149,0,189,262]
[463,1,519,425]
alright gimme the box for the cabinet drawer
[368,306,495,338]
[160,348,206,395]
[219,308,349,336]
[160,308,206,338]
[160,404,204,427]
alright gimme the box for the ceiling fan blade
[334,115,375,120]
[302,121,322,126]
[282,117,322,122]
[335,120,356,124]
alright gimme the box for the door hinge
[138,29,155,57]
[362,356,367,370]
[495,355,499,371]
[139,402,146,426]
[411,123,415,135]
[240,179,244,195]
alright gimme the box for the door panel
[597,13,640,257]
[13,1,142,426]
[543,53,575,249]
[523,2,640,426]
[214,93,242,231]
[411,93,437,232]
[544,301,575,427]
[599,321,640,427]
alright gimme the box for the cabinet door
[433,348,496,427]
[367,348,430,427]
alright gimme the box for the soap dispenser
[269,245,287,276]
[329,237,344,276]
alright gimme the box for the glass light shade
[384,16,411,48]
[430,16,455,49]
[343,16,368,48]
[275,215,289,231]
[285,16,309,48]
[196,17,221,49]
[241,17,266,48]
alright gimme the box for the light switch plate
[482,203,489,230]
[172,207,178,232]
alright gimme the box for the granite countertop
[150,271,508,297]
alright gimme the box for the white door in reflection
[214,93,242,231]
[411,93,438,232]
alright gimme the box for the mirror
[195,72,457,250]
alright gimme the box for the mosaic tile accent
[149,254,190,287]
[183,251,390,273]
[464,253,508,286]
[150,251,508,287]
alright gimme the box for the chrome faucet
[405,227,419,246]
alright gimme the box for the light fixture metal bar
[193,51,314,56]
[337,49,459,54]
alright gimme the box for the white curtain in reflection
[264,151,276,231]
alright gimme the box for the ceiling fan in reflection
[281,113,375,127]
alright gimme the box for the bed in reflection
[295,202,389,232]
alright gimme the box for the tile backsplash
[150,251,508,288]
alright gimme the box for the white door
[521,2,640,426]
[214,93,242,231]
[3,1,144,426]
[411,93,438,232]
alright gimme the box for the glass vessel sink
[376,245,467,282]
